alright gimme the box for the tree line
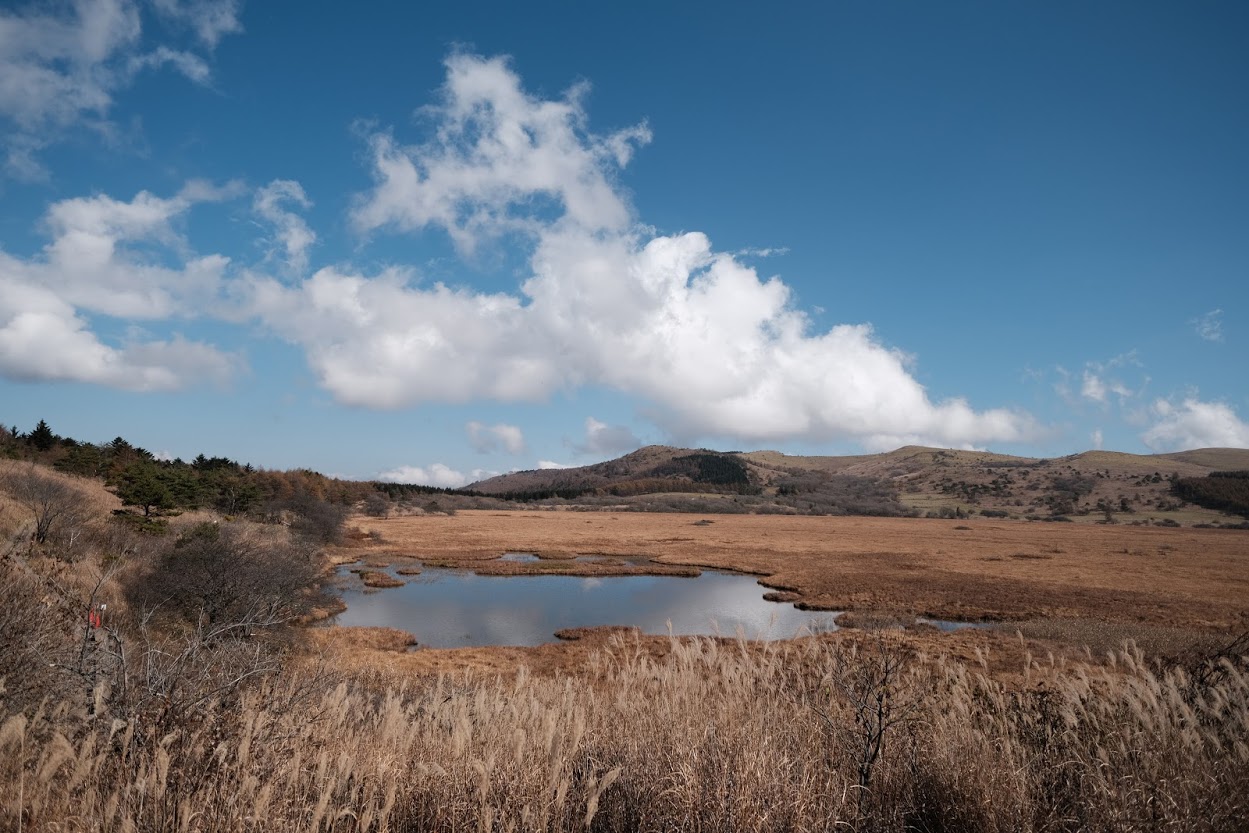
[2,419,377,533]
[1173,471,1249,517]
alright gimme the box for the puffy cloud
[466,421,526,454]
[1191,309,1223,343]
[0,0,240,178]
[376,463,471,488]
[0,272,236,390]
[1142,398,1249,451]
[246,265,549,407]
[0,183,241,390]
[1081,371,1107,404]
[21,183,237,318]
[247,53,1036,450]
[1091,428,1103,450]
[349,52,651,251]
[537,460,573,470]
[253,180,315,274]
[574,417,640,456]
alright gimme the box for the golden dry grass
[356,569,404,588]
[348,510,1249,630]
[0,460,122,542]
[5,634,1248,832]
[4,470,1247,832]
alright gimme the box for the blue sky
[1,0,1246,485]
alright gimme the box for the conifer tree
[28,419,57,452]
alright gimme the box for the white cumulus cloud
[574,416,640,456]
[349,53,650,251]
[466,420,526,454]
[35,182,239,317]
[246,53,1037,451]
[1141,398,1249,451]
[1081,371,1107,404]
[0,275,236,390]
[376,463,471,488]
[0,183,241,390]
[537,460,573,470]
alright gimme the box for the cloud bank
[0,183,239,390]
[245,53,1037,450]
[574,417,640,456]
[1,50,1046,451]
[1142,398,1249,452]
[466,421,526,455]
[376,463,496,489]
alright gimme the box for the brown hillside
[466,444,1249,524]
[469,445,739,494]
[1158,447,1249,469]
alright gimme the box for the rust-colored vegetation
[352,510,1249,629]
[2,462,1247,831]
[4,634,1249,832]
[356,569,404,588]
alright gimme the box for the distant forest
[10,418,1247,522]
[1173,471,1249,518]
[0,419,465,531]
[1,420,916,518]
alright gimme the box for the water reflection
[916,617,992,632]
[333,565,839,648]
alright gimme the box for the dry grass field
[4,465,1249,831]
[350,509,1249,630]
[314,508,1249,681]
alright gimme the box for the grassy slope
[470,444,1249,523]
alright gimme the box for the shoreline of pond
[326,556,846,648]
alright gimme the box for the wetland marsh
[334,558,839,646]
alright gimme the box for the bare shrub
[0,558,75,709]
[124,522,323,632]
[1,463,88,546]
[282,493,349,544]
[362,492,391,518]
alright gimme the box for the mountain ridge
[467,444,1249,522]
[471,444,1249,491]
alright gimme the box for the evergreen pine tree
[28,419,57,451]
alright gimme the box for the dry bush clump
[0,461,121,556]
[358,570,404,588]
[3,633,1246,832]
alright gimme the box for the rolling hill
[469,445,1249,523]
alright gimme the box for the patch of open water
[333,564,840,648]
[916,617,994,632]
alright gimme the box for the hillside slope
[470,445,1249,523]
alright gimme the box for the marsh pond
[333,557,840,648]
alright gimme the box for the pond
[333,562,840,648]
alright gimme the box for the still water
[334,562,840,648]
